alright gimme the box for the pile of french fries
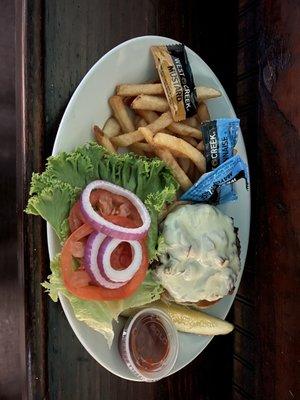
[94,83,222,190]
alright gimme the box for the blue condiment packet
[180,155,249,204]
[201,118,239,168]
[201,118,240,201]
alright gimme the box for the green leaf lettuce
[26,142,179,259]
[42,255,163,347]
[27,142,178,344]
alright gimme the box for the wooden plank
[233,384,254,400]
[234,329,255,366]
[236,269,255,305]
[238,0,258,15]
[236,75,258,111]
[238,108,258,145]
[238,105,259,284]
[234,301,255,335]
[237,40,258,78]
[238,5,258,46]
[233,358,255,397]
[16,0,48,399]
[254,0,300,398]
[0,1,22,399]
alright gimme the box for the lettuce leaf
[42,255,163,346]
[26,142,179,259]
[27,142,178,344]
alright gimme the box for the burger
[155,204,240,308]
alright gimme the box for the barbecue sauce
[129,314,169,372]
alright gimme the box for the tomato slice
[110,242,132,270]
[70,239,86,258]
[69,188,143,233]
[61,222,149,301]
[90,189,142,227]
[68,201,86,232]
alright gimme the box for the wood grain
[16,0,48,399]
[0,1,21,397]
[233,2,258,398]
[255,0,300,398]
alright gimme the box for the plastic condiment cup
[119,308,179,382]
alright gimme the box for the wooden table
[4,0,298,398]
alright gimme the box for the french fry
[139,127,154,144]
[196,86,221,101]
[187,162,195,181]
[111,130,144,147]
[168,121,202,140]
[136,109,172,135]
[134,115,141,129]
[128,144,145,156]
[131,95,169,113]
[112,112,173,147]
[117,84,220,100]
[138,118,147,128]
[140,124,187,158]
[155,148,192,190]
[178,157,191,174]
[109,95,135,132]
[153,132,206,173]
[140,127,192,190]
[187,160,201,182]
[93,125,116,153]
[130,134,153,155]
[135,115,148,129]
[116,83,165,97]
[135,110,169,134]
[197,102,210,122]
[130,142,153,153]
[139,111,173,134]
[102,117,121,138]
[197,141,205,152]
[187,162,200,182]
[138,109,201,139]
[191,164,201,182]
[129,143,156,157]
[135,109,159,124]
[183,116,199,129]
[170,150,189,158]
[183,137,198,147]
[122,96,135,106]
[129,142,154,156]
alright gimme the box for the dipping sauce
[119,308,178,381]
[129,314,169,372]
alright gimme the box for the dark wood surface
[233,1,258,397]
[0,1,21,399]
[255,0,300,398]
[1,0,296,398]
[16,1,48,399]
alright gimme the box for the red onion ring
[80,180,150,240]
[84,232,128,289]
[98,237,142,283]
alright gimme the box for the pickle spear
[122,300,234,336]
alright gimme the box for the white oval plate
[47,35,250,380]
